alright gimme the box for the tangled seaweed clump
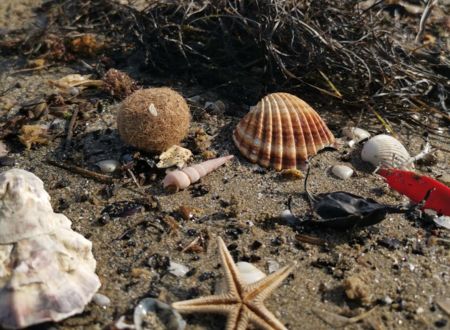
[23,0,449,130]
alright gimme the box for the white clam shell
[96,159,120,173]
[361,134,412,168]
[236,261,266,285]
[331,164,354,180]
[0,169,100,329]
[215,262,266,294]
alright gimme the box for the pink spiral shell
[163,155,234,191]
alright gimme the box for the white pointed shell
[0,169,100,329]
[163,155,233,190]
[361,134,412,169]
[0,169,70,244]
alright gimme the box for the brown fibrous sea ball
[117,88,191,152]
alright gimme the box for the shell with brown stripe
[233,92,335,170]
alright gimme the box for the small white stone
[169,261,189,277]
[384,296,393,305]
[280,209,296,224]
[331,165,354,180]
[93,293,111,307]
[416,307,424,314]
[96,160,120,173]
[267,259,280,274]
[434,215,450,230]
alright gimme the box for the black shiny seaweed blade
[306,191,390,229]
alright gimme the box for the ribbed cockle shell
[163,155,233,191]
[233,93,335,170]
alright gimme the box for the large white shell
[0,169,100,329]
[0,169,70,243]
[361,134,412,169]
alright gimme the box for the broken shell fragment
[342,127,370,147]
[233,92,335,170]
[361,134,412,169]
[157,145,193,169]
[0,169,100,329]
[331,164,354,180]
[163,155,233,191]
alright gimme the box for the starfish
[172,237,294,330]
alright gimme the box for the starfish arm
[247,304,288,330]
[243,265,294,303]
[225,305,250,330]
[172,293,238,314]
[217,237,244,295]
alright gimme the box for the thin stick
[46,159,114,183]
[65,108,79,150]
[415,0,437,44]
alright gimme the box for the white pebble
[92,293,111,307]
[169,261,189,277]
[96,160,120,173]
[267,259,280,274]
[331,165,354,180]
[434,215,450,230]
[280,209,296,225]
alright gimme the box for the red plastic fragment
[377,168,450,216]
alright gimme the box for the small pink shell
[163,155,234,191]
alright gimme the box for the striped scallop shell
[233,93,335,170]
[361,134,412,169]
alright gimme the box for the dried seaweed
[19,0,450,131]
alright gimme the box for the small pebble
[434,216,450,230]
[96,160,120,173]
[280,209,296,225]
[0,141,8,157]
[169,261,189,277]
[92,293,111,307]
[343,275,371,304]
[384,296,394,305]
[331,164,354,180]
[267,259,280,273]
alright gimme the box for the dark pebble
[435,319,447,328]
[0,156,15,167]
[250,240,262,250]
[198,271,215,281]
